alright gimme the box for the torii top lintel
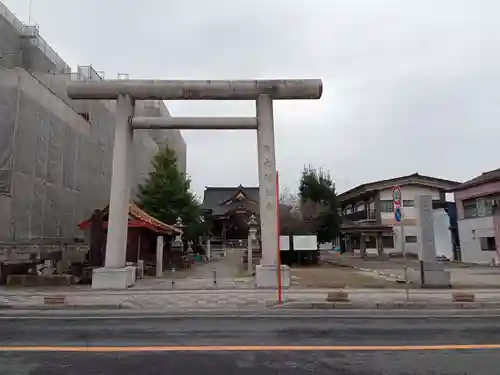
[66,79,323,100]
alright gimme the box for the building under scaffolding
[0,1,186,270]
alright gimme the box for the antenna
[28,0,33,24]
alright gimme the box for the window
[463,197,500,218]
[382,235,394,248]
[463,200,478,218]
[476,199,486,217]
[481,198,495,216]
[355,203,365,212]
[403,200,414,207]
[480,237,497,251]
[405,235,418,243]
[380,200,394,212]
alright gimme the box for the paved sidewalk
[1,288,500,311]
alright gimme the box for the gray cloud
[5,0,498,197]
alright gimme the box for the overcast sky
[4,0,497,198]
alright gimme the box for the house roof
[448,168,500,192]
[78,202,182,234]
[202,185,259,216]
[338,173,460,202]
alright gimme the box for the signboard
[394,207,402,223]
[392,186,402,223]
[279,236,290,251]
[392,186,402,206]
[292,235,318,251]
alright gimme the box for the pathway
[133,248,255,290]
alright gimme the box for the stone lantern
[247,213,259,273]
[171,216,185,251]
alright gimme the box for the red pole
[276,170,283,304]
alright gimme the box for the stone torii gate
[66,79,323,289]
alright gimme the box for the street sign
[394,207,402,222]
[392,185,409,301]
[392,186,402,206]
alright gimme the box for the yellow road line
[0,344,499,352]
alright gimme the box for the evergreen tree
[298,165,340,243]
[137,146,207,240]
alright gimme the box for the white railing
[77,65,104,81]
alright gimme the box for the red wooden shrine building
[78,202,183,273]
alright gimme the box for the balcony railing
[342,209,376,222]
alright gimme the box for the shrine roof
[77,202,183,234]
[202,185,259,216]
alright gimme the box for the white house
[339,173,460,258]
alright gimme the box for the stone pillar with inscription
[407,195,450,288]
[156,236,164,278]
[254,94,291,288]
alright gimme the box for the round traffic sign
[392,186,402,205]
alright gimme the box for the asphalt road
[1,313,499,374]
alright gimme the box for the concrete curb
[276,301,500,310]
[0,304,126,310]
[3,309,500,318]
[3,300,500,311]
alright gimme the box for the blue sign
[394,207,402,222]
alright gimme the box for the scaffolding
[0,1,71,73]
[0,1,23,31]
[117,73,130,80]
[77,65,105,81]
[0,52,20,69]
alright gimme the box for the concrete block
[255,265,290,288]
[44,295,66,305]
[422,270,451,288]
[333,302,354,309]
[91,266,136,289]
[312,302,334,309]
[452,292,475,303]
[408,267,451,288]
[326,291,349,302]
[421,262,446,271]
